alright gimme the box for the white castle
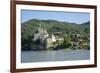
[32,24,63,50]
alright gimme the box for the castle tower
[38,24,43,33]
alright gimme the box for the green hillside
[21,19,90,51]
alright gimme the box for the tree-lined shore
[21,19,90,51]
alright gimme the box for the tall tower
[38,24,43,32]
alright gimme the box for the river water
[21,50,90,63]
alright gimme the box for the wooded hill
[21,19,90,51]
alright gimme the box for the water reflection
[21,50,90,63]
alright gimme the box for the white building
[34,24,49,41]
[33,24,63,49]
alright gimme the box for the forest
[21,19,90,51]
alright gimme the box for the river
[21,50,90,63]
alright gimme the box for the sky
[21,10,90,24]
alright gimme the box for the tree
[63,35,71,48]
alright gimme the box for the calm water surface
[21,50,90,63]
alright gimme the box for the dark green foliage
[21,35,34,51]
[21,19,90,51]
[63,35,71,48]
